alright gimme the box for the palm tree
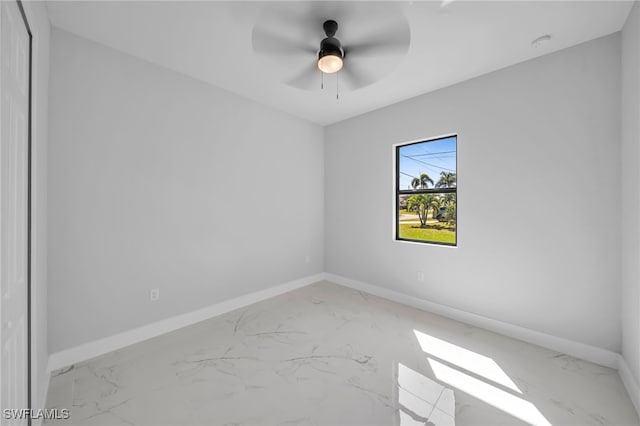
[443,193,456,207]
[433,193,456,227]
[436,172,456,188]
[410,173,434,190]
[407,194,440,227]
[443,203,457,227]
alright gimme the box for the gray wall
[622,2,640,383]
[48,29,324,352]
[25,0,50,410]
[325,34,621,351]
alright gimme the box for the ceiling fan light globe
[318,54,343,74]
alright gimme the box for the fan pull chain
[321,72,324,89]
[336,72,339,100]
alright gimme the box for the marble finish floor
[45,281,639,426]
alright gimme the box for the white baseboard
[49,272,621,372]
[329,272,640,419]
[47,273,325,371]
[618,355,640,417]
[325,273,620,369]
[45,272,640,419]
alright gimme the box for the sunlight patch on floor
[414,330,521,393]
[413,329,551,426]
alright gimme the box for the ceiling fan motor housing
[319,20,343,61]
[319,37,344,60]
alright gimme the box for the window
[396,135,457,246]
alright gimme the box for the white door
[0,1,30,425]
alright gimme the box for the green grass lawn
[398,222,456,244]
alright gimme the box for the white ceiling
[46,1,633,126]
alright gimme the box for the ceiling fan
[251,4,410,93]
[316,20,344,74]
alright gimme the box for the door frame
[13,0,33,421]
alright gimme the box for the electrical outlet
[305,255,311,264]
[417,271,425,282]
[149,288,160,302]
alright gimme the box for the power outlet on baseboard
[417,271,425,282]
[149,288,160,302]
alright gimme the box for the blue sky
[398,136,457,190]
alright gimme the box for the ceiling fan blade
[252,27,317,56]
[340,61,378,91]
[286,61,322,90]
[345,40,406,58]
[344,24,410,59]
